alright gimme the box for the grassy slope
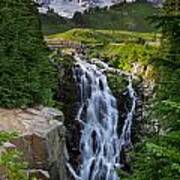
[41,2,158,35]
[48,28,159,44]
[47,28,159,71]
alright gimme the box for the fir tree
[125,1,180,179]
[154,0,180,63]
[0,0,55,107]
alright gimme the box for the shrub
[0,132,28,180]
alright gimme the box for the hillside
[40,1,159,35]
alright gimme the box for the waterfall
[67,55,136,180]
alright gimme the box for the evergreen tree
[155,0,180,63]
[0,0,55,107]
[124,1,180,179]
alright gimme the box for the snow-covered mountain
[37,0,162,18]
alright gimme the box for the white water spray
[67,55,136,180]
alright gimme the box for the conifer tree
[156,0,180,63]
[0,0,55,107]
[124,1,180,179]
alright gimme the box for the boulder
[0,107,69,180]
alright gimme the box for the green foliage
[100,43,158,71]
[0,132,18,145]
[0,0,56,108]
[48,28,158,45]
[124,1,180,178]
[0,150,28,180]
[0,131,28,179]
[126,61,180,177]
[128,71,180,179]
[82,1,158,32]
[150,0,180,64]
[125,137,180,180]
[160,0,180,63]
[40,10,74,35]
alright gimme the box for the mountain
[38,0,162,18]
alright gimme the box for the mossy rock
[107,74,129,94]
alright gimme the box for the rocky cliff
[0,107,68,180]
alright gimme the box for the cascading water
[67,55,136,180]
